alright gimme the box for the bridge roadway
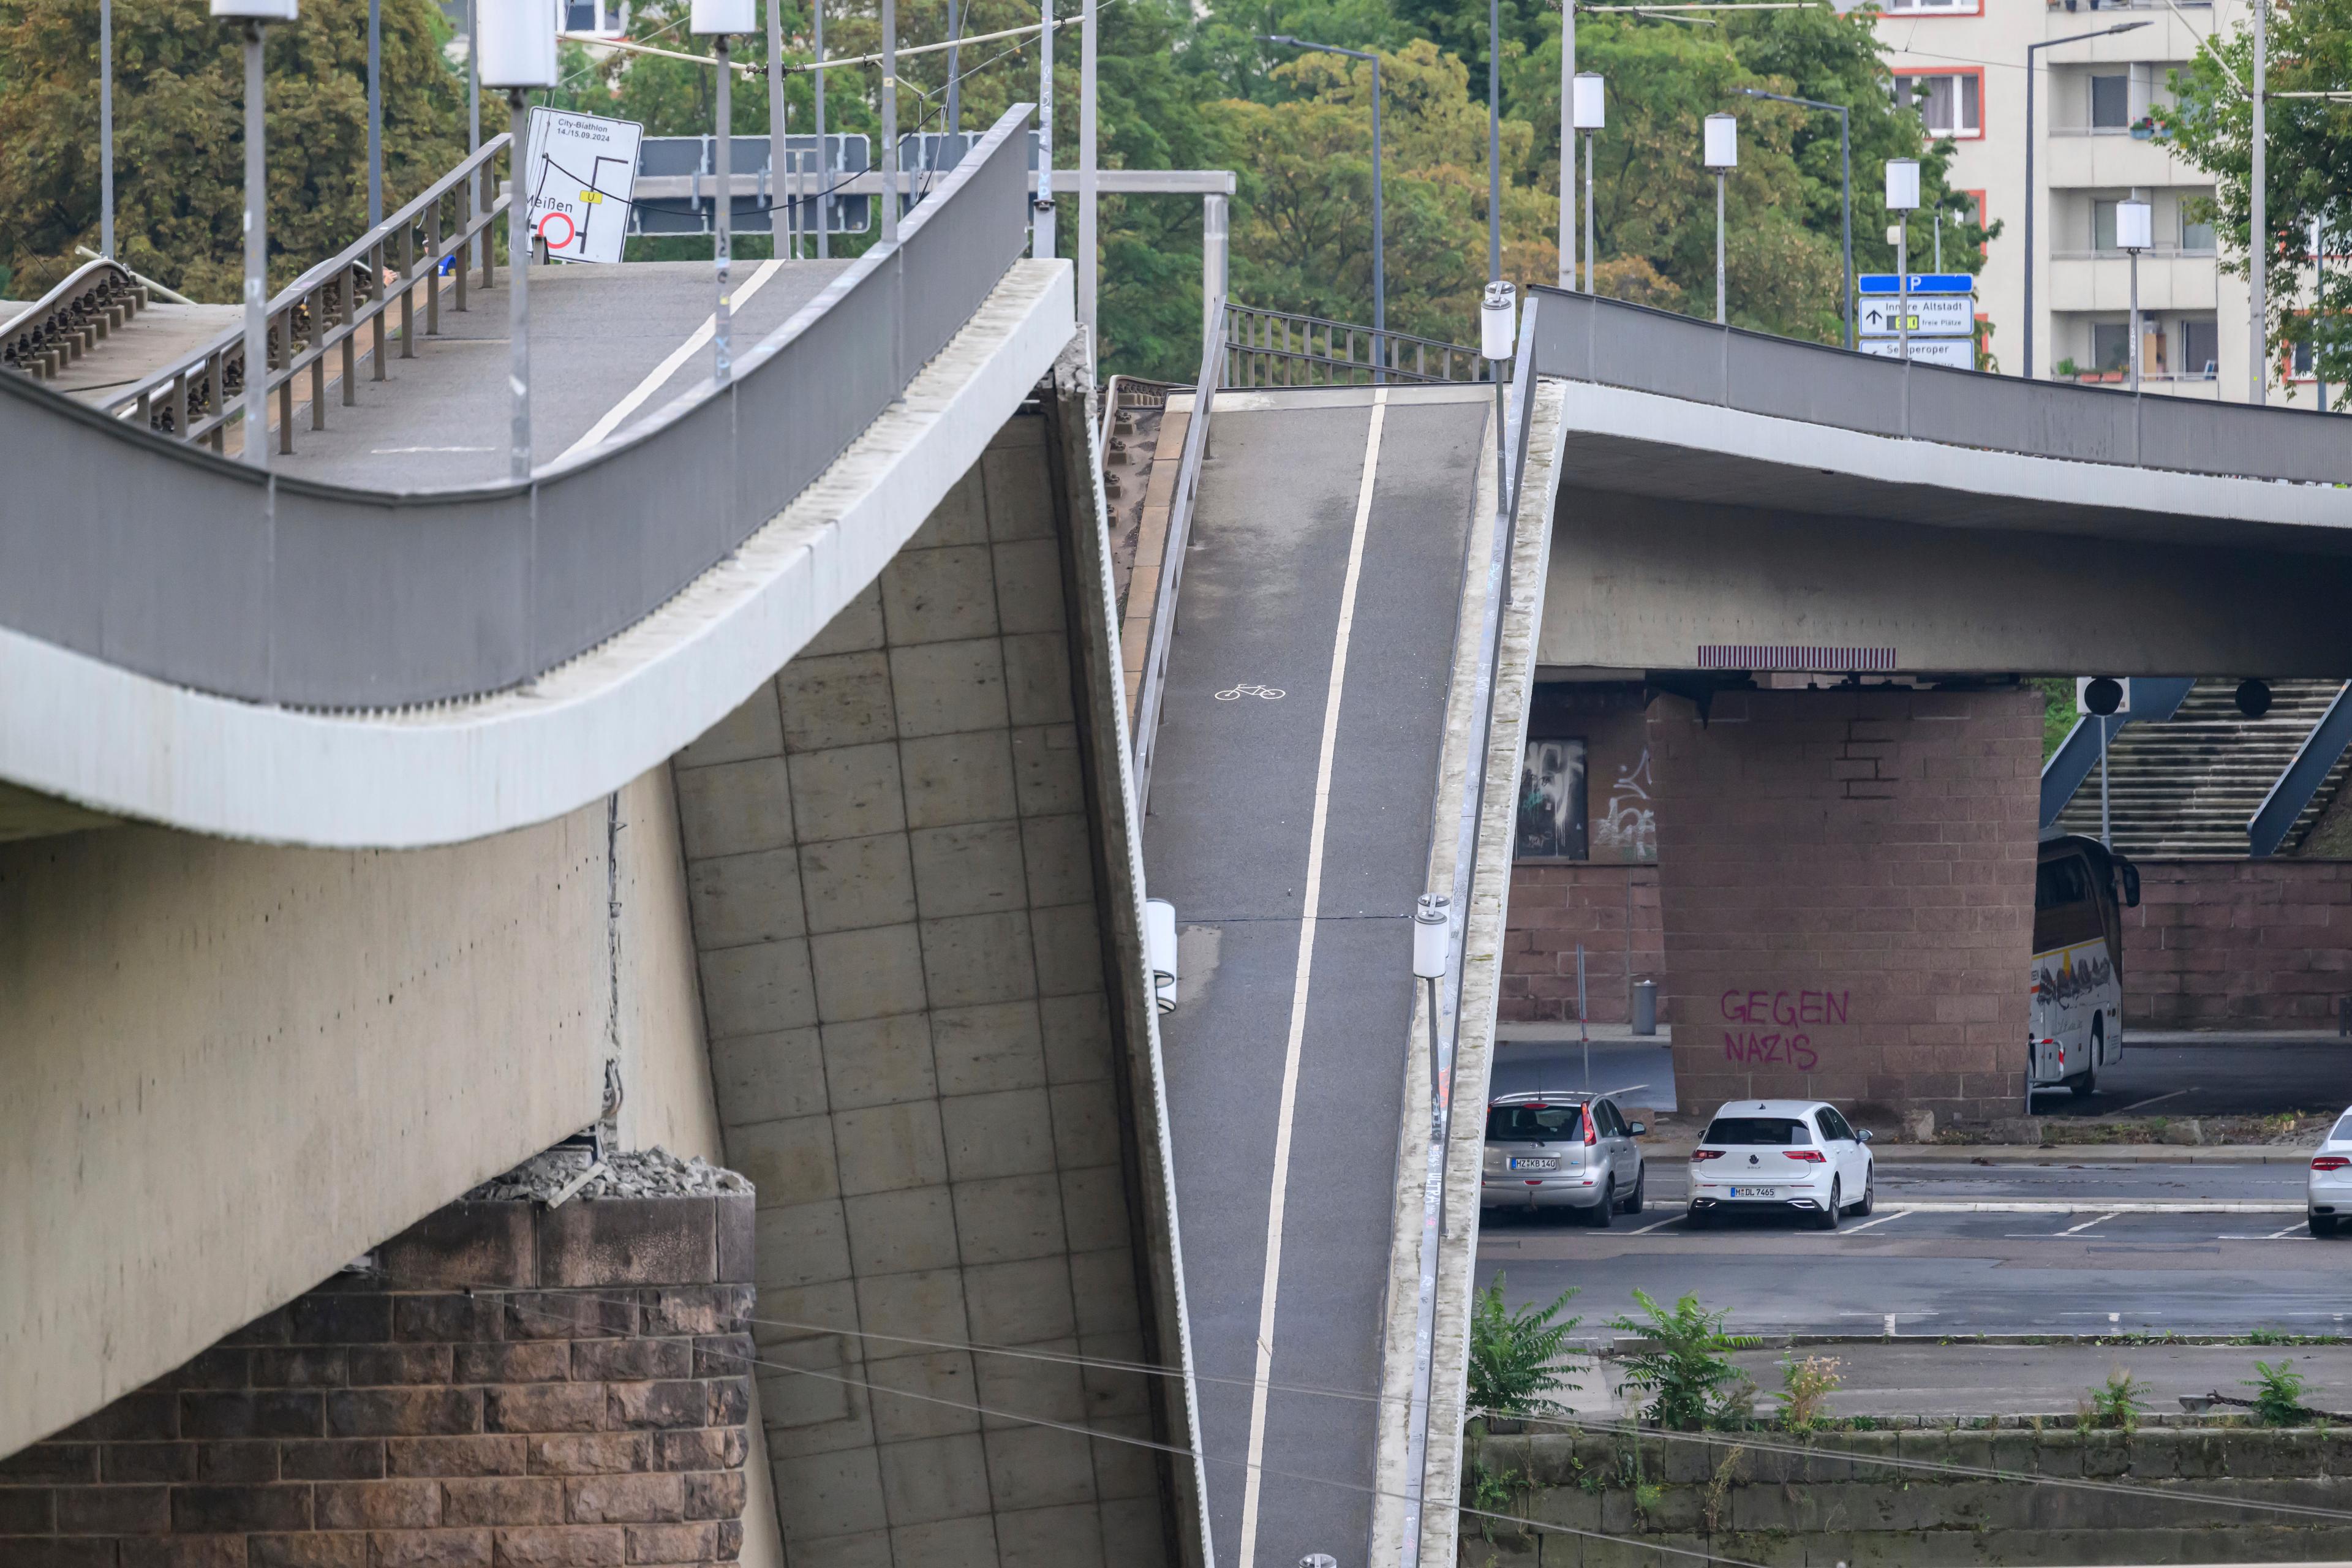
[1145,382,1490,1567]
[263,258,851,484]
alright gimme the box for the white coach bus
[2030,832,2141,1097]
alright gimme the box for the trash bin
[1632,979,1658,1036]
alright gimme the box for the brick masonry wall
[2123,858,2352,1031]
[1651,688,2040,1125]
[0,1193,755,1568]
[669,415,1169,1566]
[1500,864,1664,1025]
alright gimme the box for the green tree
[0,0,464,301]
[2165,0,2352,394]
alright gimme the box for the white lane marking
[371,445,496,453]
[1235,388,1387,1568]
[2059,1211,2120,1235]
[1602,1083,1650,1099]
[556,257,785,461]
[1841,1208,1910,1234]
[1872,1199,2299,1214]
[1884,1312,1898,1336]
[2114,1087,2196,1114]
[1627,1215,1681,1235]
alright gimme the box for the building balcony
[2048,250,2218,312]
[2043,130,2205,190]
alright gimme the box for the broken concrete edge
[1415,380,1570,1568]
[1047,338,1214,1568]
[1366,384,1512,1562]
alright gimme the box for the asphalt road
[1146,385,1489,1568]
[270,258,850,489]
[2033,1040,2352,1118]
[1490,1039,2352,1123]
[1477,1161,2341,1344]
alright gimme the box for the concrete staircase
[2055,679,2352,858]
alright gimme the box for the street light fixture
[2118,194,2151,393]
[1704,113,1736,326]
[1482,281,1514,528]
[1262,35,1385,376]
[1885,157,1918,363]
[2025,20,2151,380]
[1572,74,1604,296]
[212,0,298,470]
[480,0,558,481]
[1738,87,1852,348]
[692,0,755,386]
[1413,894,1452,1118]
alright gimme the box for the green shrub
[1468,1276,1581,1420]
[2084,1368,2149,1432]
[2248,1358,2311,1426]
[1608,1290,1762,1431]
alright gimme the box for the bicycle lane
[1144,384,1490,1567]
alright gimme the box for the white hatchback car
[1687,1099,1875,1230]
[2307,1107,2352,1235]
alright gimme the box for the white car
[2307,1107,2352,1236]
[1687,1099,1875,1231]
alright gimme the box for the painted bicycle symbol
[1215,682,1286,701]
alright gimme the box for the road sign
[1858,273,1974,295]
[1857,295,1974,337]
[525,108,642,265]
[1858,336,1972,369]
[631,134,873,236]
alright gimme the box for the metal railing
[0,105,1037,712]
[1522,284,2352,486]
[2,257,153,380]
[1131,297,1225,807]
[1222,303,1496,388]
[100,134,511,453]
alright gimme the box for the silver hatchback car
[1479,1091,1646,1225]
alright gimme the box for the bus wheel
[2070,1063,2097,1098]
[2072,1022,2103,1098]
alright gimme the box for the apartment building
[1871,0,2323,402]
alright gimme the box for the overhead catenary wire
[451,1281,2352,1529]
[482,1293,1779,1568]
[557,9,1098,78]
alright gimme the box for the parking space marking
[1626,1215,1681,1235]
[2114,1087,2196,1114]
[1840,1208,1910,1234]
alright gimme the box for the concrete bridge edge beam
[1042,342,1215,1568]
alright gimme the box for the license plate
[1508,1157,1559,1172]
[1728,1186,1779,1199]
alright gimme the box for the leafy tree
[2165,0,2352,395]
[0,0,464,301]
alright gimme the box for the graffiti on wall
[1718,988,1849,1071]
[1594,749,1658,862]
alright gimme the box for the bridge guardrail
[0,104,1037,713]
[100,134,513,454]
[1129,281,1224,809]
[1223,302,1493,388]
[1524,285,2349,487]
[2,257,153,380]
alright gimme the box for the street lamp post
[369,0,383,229]
[1035,0,1054,258]
[100,0,114,259]
[1704,114,1736,326]
[1561,0,1575,288]
[2119,194,2151,393]
[1479,0,1504,287]
[2024,21,2151,379]
[1572,73,1603,295]
[1738,88,1850,349]
[480,0,558,481]
[2253,0,2268,403]
[2315,216,2329,413]
[1262,35,1384,374]
[1887,157,1918,363]
[880,0,898,245]
[212,0,296,470]
[693,0,754,385]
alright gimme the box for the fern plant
[1468,1276,1582,1420]
[2248,1359,2311,1426]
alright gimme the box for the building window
[1517,739,1589,861]
[2182,317,2219,378]
[2092,322,2131,372]
[564,0,627,37]
[2093,199,2118,251]
[2180,204,2216,254]
[1893,72,1983,138]
[2090,73,2131,130]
